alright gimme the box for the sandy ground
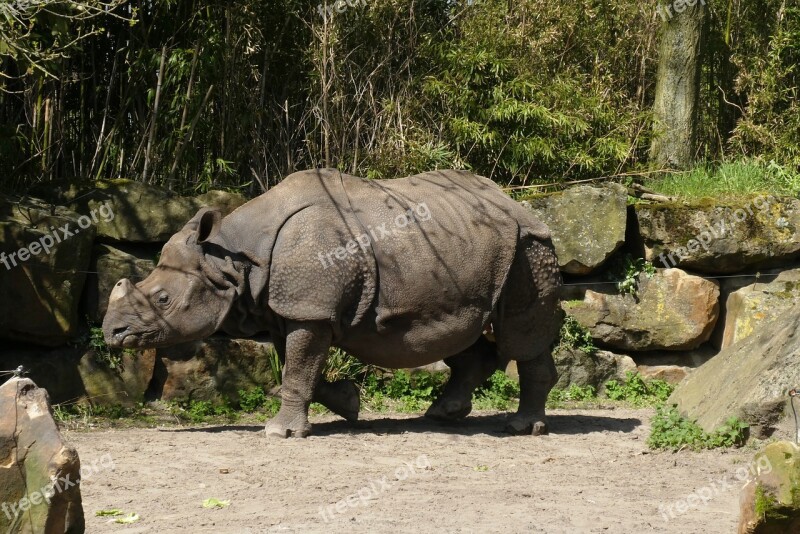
[65,408,753,534]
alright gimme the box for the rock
[35,180,247,243]
[0,346,85,405]
[0,378,85,533]
[564,268,720,351]
[523,183,627,274]
[0,195,95,346]
[77,349,156,407]
[553,348,636,390]
[635,195,800,274]
[636,365,689,384]
[720,268,800,350]
[83,244,158,323]
[150,337,280,404]
[738,441,800,533]
[629,346,718,384]
[710,268,786,349]
[669,303,800,438]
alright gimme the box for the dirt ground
[66,408,755,534]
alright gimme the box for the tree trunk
[650,1,707,169]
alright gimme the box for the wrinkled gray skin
[103,169,563,437]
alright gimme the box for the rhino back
[333,170,524,356]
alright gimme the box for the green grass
[643,159,800,200]
[604,371,674,407]
[647,405,749,451]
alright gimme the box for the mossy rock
[739,441,800,533]
[523,183,627,275]
[635,195,800,274]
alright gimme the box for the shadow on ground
[164,412,642,437]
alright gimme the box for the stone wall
[1,179,798,408]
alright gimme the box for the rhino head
[103,208,243,349]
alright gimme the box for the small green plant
[647,405,749,450]
[267,347,282,386]
[84,326,128,370]
[556,315,597,355]
[384,370,447,402]
[238,387,268,412]
[472,370,521,410]
[548,384,597,406]
[324,348,370,383]
[604,371,674,407]
[185,400,236,423]
[608,254,656,296]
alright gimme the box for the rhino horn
[109,278,134,303]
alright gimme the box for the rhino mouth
[107,326,160,349]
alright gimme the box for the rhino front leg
[273,335,360,422]
[265,321,330,438]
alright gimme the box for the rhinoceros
[103,169,563,437]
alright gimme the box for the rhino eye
[157,294,169,305]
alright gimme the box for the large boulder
[150,337,280,404]
[523,183,627,274]
[76,348,156,407]
[0,378,85,533]
[720,268,800,350]
[564,268,720,351]
[83,244,157,323]
[669,303,800,438]
[35,180,247,243]
[553,348,636,390]
[635,195,800,274]
[739,441,800,533]
[0,195,95,346]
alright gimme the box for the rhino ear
[196,209,222,244]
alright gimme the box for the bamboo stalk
[142,45,167,184]
[169,84,214,183]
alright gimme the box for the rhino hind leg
[425,336,499,421]
[506,356,557,435]
[494,237,563,436]
[314,379,360,422]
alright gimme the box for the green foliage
[728,5,800,168]
[556,315,597,355]
[647,405,749,451]
[267,347,283,387]
[81,326,134,371]
[383,370,448,403]
[421,0,652,184]
[472,370,521,410]
[185,400,236,423]
[237,387,268,413]
[607,255,656,296]
[604,371,674,407]
[547,384,597,407]
[324,348,370,384]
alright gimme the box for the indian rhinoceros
[103,169,563,437]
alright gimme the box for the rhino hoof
[264,417,312,439]
[425,399,472,421]
[505,417,548,436]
